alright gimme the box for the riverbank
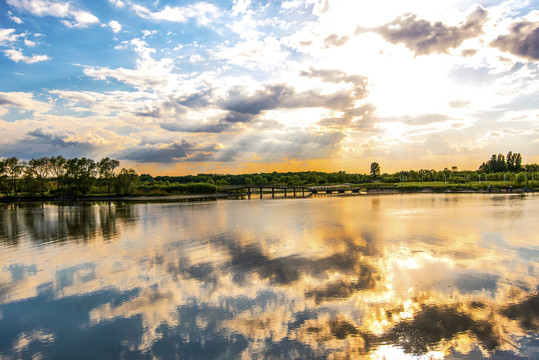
[0,186,535,204]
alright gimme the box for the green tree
[64,157,97,197]
[4,157,24,196]
[97,157,120,195]
[49,156,66,194]
[114,168,139,196]
[370,162,380,177]
[27,157,51,198]
[0,159,9,196]
[515,172,525,185]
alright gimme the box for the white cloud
[0,28,20,45]
[24,38,36,47]
[7,0,99,28]
[281,0,303,10]
[109,20,122,33]
[132,2,219,25]
[142,30,158,38]
[109,0,124,8]
[83,39,180,92]
[211,37,290,70]
[0,91,53,113]
[4,49,50,64]
[232,0,251,16]
[10,15,23,24]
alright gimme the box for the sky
[0,0,538,175]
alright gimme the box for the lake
[0,194,538,359]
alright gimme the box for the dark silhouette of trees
[114,168,139,196]
[480,151,522,173]
[97,157,120,195]
[370,162,381,177]
[64,158,97,196]
[4,157,23,196]
[49,156,66,193]
[27,157,51,198]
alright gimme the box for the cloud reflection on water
[0,194,538,359]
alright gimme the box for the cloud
[7,0,99,28]
[367,6,487,55]
[491,21,539,61]
[4,49,50,63]
[10,15,23,24]
[223,84,364,117]
[221,130,346,162]
[109,0,124,8]
[160,121,232,134]
[0,28,21,45]
[324,34,349,47]
[424,133,455,155]
[300,68,367,86]
[0,92,52,113]
[84,39,176,91]
[109,20,122,34]
[26,128,86,147]
[383,114,450,126]
[0,127,96,159]
[117,140,216,163]
[132,2,219,25]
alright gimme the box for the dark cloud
[461,49,478,57]
[300,68,367,86]
[0,128,95,159]
[382,305,500,353]
[160,121,232,133]
[491,21,539,60]
[0,96,19,106]
[26,128,84,147]
[501,293,539,331]
[117,140,216,163]
[318,103,377,131]
[136,90,213,118]
[223,84,364,116]
[366,6,487,55]
[324,34,349,47]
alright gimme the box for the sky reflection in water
[0,194,538,359]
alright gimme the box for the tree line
[0,151,537,199]
[0,156,138,198]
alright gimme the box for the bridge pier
[293,187,296,197]
[284,188,287,197]
[272,187,275,198]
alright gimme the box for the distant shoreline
[0,186,534,204]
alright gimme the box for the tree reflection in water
[0,195,538,359]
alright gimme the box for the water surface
[1,194,538,359]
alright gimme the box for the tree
[0,159,9,196]
[64,157,97,197]
[49,156,66,193]
[370,162,380,177]
[27,157,51,198]
[4,157,24,196]
[114,168,139,196]
[97,157,120,195]
[506,151,522,172]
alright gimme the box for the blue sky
[1,0,538,174]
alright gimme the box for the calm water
[0,194,538,359]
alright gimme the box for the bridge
[220,184,366,198]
